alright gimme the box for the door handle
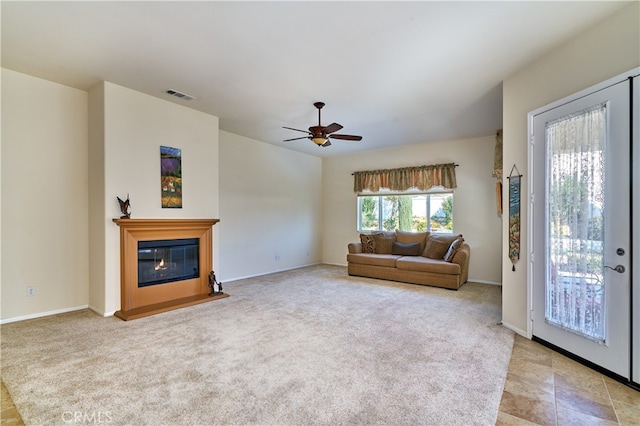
[604,265,625,273]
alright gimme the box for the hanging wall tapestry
[160,146,182,208]
[508,165,521,271]
[493,129,504,215]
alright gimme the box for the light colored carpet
[1,265,514,426]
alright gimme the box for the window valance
[353,163,457,193]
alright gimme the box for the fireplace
[138,238,199,287]
[113,218,228,320]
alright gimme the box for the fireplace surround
[113,218,227,320]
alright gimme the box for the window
[357,190,453,233]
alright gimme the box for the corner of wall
[88,82,107,314]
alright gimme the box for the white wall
[7,4,635,323]
[218,131,322,282]
[322,135,502,284]
[1,69,89,321]
[91,82,220,315]
[2,72,322,320]
[501,2,640,335]
[0,68,3,323]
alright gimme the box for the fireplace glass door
[138,238,199,287]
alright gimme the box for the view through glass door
[530,75,633,379]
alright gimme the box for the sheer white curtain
[545,104,606,343]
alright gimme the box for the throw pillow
[391,242,422,256]
[422,234,462,260]
[443,236,465,262]
[374,232,396,254]
[395,230,430,252]
[360,233,378,253]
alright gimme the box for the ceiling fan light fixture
[311,137,328,145]
[283,102,362,147]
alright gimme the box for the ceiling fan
[283,102,362,147]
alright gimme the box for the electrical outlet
[27,286,36,297]
[274,255,280,261]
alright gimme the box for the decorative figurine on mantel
[117,194,131,219]
[208,271,224,296]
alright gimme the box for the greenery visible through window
[357,191,453,233]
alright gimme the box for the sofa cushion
[347,242,363,254]
[359,233,380,253]
[391,242,422,256]
[396,256,461,274]
[395,230,430,252]
[374,232,396,254]
[346,253,401,268]
[422,234,461,260]
[443,236,465,262]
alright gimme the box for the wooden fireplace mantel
[113,218,227,320]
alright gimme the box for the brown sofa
[347,230,470,290]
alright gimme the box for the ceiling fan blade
[329,134,362,141]
[323,123,343,134]
[283,136,310,142]
[283,126,311,134]
[321,140,332,147]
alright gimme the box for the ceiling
[1,1,631,157]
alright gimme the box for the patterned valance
[353,163,457,193]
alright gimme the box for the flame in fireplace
[155,259,165,271]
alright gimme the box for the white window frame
[356,187,454,233]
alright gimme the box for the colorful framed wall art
[160,146,182,208]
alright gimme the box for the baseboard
[323,262,348,267]
[0,305,89,324]
[469,279,501,286]
[500,321,528,338]
[323,267,502,286]
[222,262,322,283]
[295,266,501,287]
[88,305,116,318]
[0,267,499,323]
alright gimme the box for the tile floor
[1,334,639,425]
[1,382,22,426]
[497,335,640,425]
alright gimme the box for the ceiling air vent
[165,89,196,101]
